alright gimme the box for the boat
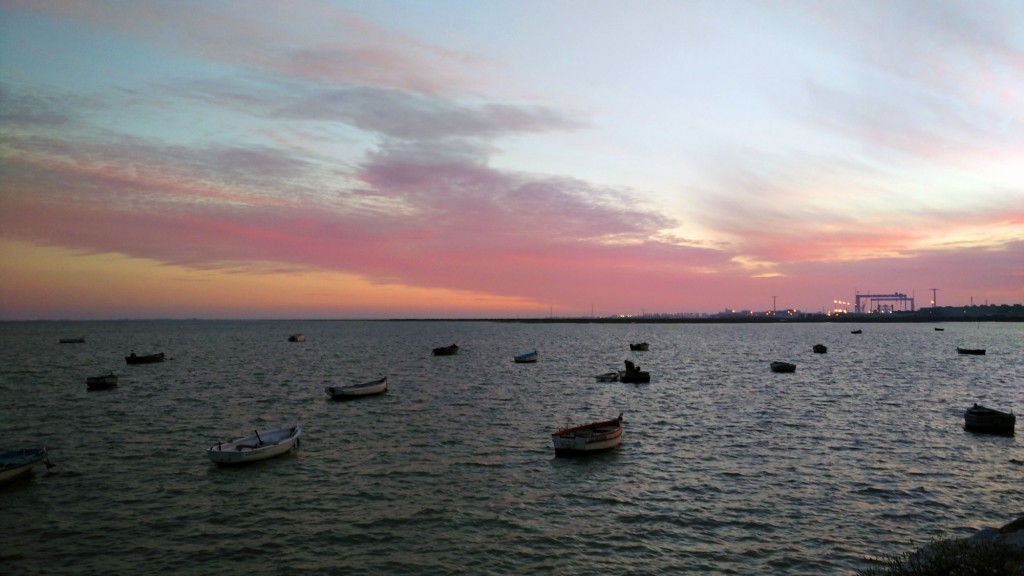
[770,361,796,373]
[850,329,863,335]
[288,334,306,342]
[629,342,650,351]
[812,344,828,354]
[934,327,945,332]
[0,447,51,487]
[125,352,165,365]
[595,372,619,382]
[963,404,1015,435]
[957,347,986,355]
[207,423,302,465]
[86,373,118,391]
[619,360,650,383]
[325,377,388,400]
[59,338,85,344]
[514,351,538,363]
[433,344,459,356]
[551,414,623,457]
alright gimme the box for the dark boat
[850,329,862,335]
[59,338,85,344]
[957,347,986,355]
[0,447,52,486]
[125,352,165,365]
[770,361,796,373]
[812,344,828,354]
[619,360,650,383]
[288,334,306,342]
[629,342,650,351]
[963,404,1015,435]
[934,327,945,331]
[432,344,459,356]
[86,373,118,390]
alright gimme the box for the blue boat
[0,447,51,487]
[514,351,538,363]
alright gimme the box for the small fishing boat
[963,404,1015,435]
[433,344,459,356]
[619,360,650,383]
[934,327,945,332]
[207,423,301,465]
[770,361,796,373]
[59,337,85,344]
[629,342,650,351]
[552,414,623,457]
[288,334,306,342]
[514,351,538,363]
[957,347,986,355]
[850,329,863,335]
[325,377,388,400]
[812,344,828,354]
[125,352,165,365]
[595,372,619,382]
[0,447,51,486]
[86,373,118,391]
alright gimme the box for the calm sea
[1,320,1021,575]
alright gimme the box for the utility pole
[772,295,777,314]
[929,288,939,307]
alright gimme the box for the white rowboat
[551,414,623,457]
[207,423,301,465]
[325,377,388,400]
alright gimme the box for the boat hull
[964,405,1015,435]
[957,347,986,355]
[552,415,623,457]
[514,351,538,363]
[125,352,165,364]
[595,372,619,382]
[629,343,650,351]
[207,424,301,465]
[325,377,388,400]
[0,447,48,486]
[619,370,650,383]
[770,362,796,373]
[433,344,459,356]
[86,374,118,390]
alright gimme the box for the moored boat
[288,334,306,342]
[595,372,619,382]
[514,351,538,363]
[207,423,301,465]
[812,344,827,354]
[0,447,51,487]
[325,377,388,400]
[770,361,796,373]
[963,404,1015,435]
[552,414,623,457]
[86,373,118,390]
[125,352,165,365]
[629,342,650,351]
[59,337,85,344]
[934,327,945,331]
[433,344,459,356]
[957,347,986,355]
[850,329,863,335]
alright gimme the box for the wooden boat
[325,377,388,400]
[0,447,51,486]
[850,329,862,335]
[812,344,828,354]
[770,361,796,373]
[514,351,538,363]
[552,414,623,457]
[432,344,459,356]
[595,372,619,382]
[957,347,986,355]
[619,360,650,383]
[963,404,1015,435]
[59,337,85,344]
[629,342,650,351]
[125,352,165,365]
[288,334,306,342]
[207,423,301,465]
[86,373,118,391]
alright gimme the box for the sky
[1,0,1022,320]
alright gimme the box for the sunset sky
[1,0,1022,320]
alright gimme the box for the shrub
[858,537,1024,576]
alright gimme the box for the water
[1,320,1021,575]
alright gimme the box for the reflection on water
[0,320,1021,575]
